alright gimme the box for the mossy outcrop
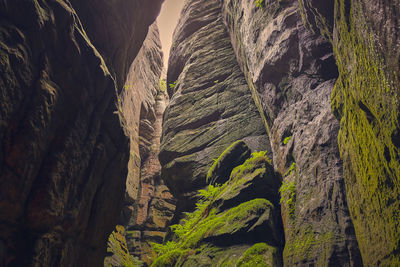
[159,0,270,220]
[151,146,283,266]
[221,0,361,265]
[327,0,400,265]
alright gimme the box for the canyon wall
[0,0,162,266]
[221,0,361,265]
[160,0,270,221]
[308,0,400,265]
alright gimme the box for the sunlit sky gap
[157,0,186,69]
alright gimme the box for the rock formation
[0,0,162,266]
[152,142,284,266]
[305,0,400,265]
[222,0,361,265]
[160,0,270,222]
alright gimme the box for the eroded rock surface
[152,146,283,266]
[69,0,164,88]
[327,0,400,265]
[222,0,362,265]
[160,0,270,219]
[0,1,161,266]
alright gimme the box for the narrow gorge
[0,0,399,267]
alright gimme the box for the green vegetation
[330,0,400,264]
[279,179,296,220]
[237,243,279,267]
[283,136,292,145]
[169,80,177,90]
[159,78,167,92]
[105,225,143,267]
[283,227,336,264]
[255,0,264,9]
[150,146,277,266]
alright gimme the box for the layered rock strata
[160,0,270,220]
[221,0,362,265]
[152,143,284,266]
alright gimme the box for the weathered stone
[0,1,131,266]
[206,140,251,185]
[221,0,361,265]
[152,149,283,266]
[69,0,164,88]
[326,0,400,265]
[0,0,163,266]
[118,23,165,227]
[159,0,270,218]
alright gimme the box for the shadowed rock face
[222,0,362,265]
[160,0,270,218]
[69,0,164,88]
[0,1,161,266]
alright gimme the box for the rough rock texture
[0,0,161,266]
[126,92,176,266]
[0,1,129,266]
[152,147,283,267]
[103,22,176,266]
[69,0,164,88]
[118,22,165,228]
[222,0,362,265]
[326,0,400,265]
[159,0,270,219]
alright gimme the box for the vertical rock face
[160,0,270,217]
[118,23,165,227]
[108,22,176,266]
[0,0,162,266]
[221,0,361,265]
[327,0,400,265]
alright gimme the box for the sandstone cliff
[221,0,364,265]
[303,0,400,265]
[159,0,270,220]
[0,0,162,266]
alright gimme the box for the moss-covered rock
[150,148,283,266]
[329,0,400,265]
[206,140,251,185]
[221,0,362,265]
[159,0,270,215]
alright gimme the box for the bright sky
[157,0,186,68]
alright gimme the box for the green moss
[105,225,142,267]
[283,136,292,145]
[330,0,400,264]
[236,243,279,267]
[169,80,177,89]
[284,227,336,265]
[279,179,296,220]
[151,147,279,266]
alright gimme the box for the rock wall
[221,0,362,265]
[104,22,176,266]
[152,142,284,266]
[69,0,164,88]
[0,0,162,266]
[160,0,270,220]
[320,0,399,265]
